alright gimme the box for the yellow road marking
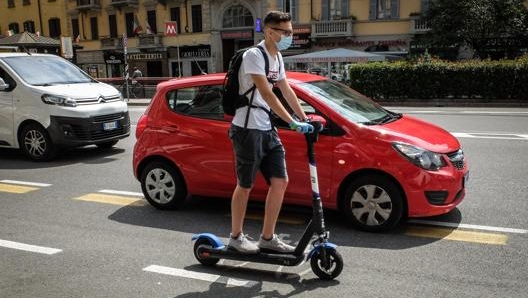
[73,193,146,206]
[0,183,38,194]
[405,226,508,245]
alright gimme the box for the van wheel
[140,161,187,210]
[19,123,57,161]
[342,175,403,232]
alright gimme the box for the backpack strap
[242,45,279,128]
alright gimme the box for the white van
[0,53,130,161]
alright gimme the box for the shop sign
[180,45,211,59]
[104,52,124,64]
[221,30,253,39]
[127,53,164,60]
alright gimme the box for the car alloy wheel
[20,123,56,161]
[140,161,187,209]
[343,174,403,232]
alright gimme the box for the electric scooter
[192,118,343,280]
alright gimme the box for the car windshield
[297,80,400,125]
[3,55,94,86]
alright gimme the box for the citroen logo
[98,96,106,103]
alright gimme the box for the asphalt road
[0,106,527,298]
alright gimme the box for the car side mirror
[307,114,327,130]
[0,78,9,91]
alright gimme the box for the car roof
[157,71,327,89]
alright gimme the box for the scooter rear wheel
[310,248,343,280]
[193,238,220,266]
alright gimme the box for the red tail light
[136,114,148,139]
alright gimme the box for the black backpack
[222,45,273,117]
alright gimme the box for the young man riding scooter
[228,10,314,254]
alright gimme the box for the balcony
[311,19,354,38]
[109,0,138,9]
[100,37,123,50]
[137,34,164,50]
[410,18,431,34]
[76,0,101,12]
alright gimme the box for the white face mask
[275,35,293,51]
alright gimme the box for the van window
[0,66,16,91]
[3,55,95,86]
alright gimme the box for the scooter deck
[198,246,306,266]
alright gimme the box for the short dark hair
[263,11,291,26]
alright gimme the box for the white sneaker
[228,233,259,254]
[258,234,295,253]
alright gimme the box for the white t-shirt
[232,40,286,130]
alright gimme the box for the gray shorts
[228,124,287,188]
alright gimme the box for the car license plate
[103,121,118,131]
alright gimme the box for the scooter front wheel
[193,238,220,266]
[310,248,343,280]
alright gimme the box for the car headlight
[41,94,77,107]
[392,142,447,171]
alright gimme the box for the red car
[133,72,468,232]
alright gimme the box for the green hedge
[347,55,528,102]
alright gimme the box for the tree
[421,0,528,59]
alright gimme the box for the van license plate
[103,121,118,131]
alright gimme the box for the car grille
[76,95,122,105]
[447,149,465,170]
[70,112,130,140]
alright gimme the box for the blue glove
[289,119,314,134]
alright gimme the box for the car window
[166,84,224,120]
[297,80,390,124]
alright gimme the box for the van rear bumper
[47,112,130,147]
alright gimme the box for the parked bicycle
[118,79,145,99]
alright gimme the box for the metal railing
[311,19,354,38]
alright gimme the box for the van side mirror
[0,78,9,91]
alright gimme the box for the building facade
[0,0,455,78]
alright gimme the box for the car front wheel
[140,161,187,210]
[342,175,403,232]
[19,123,57,161]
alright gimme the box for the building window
[369,0,399,20]
[191,5,202,33]
[223,4,252,28]
[109,15,117,37]
[23,21,35,33]
[90,17,98,40]
[125,12,134,37]
[170,7,181,34]
[321,0,349,20]
[71,19,80,40]
[278,0,298,22]
[7,0,15,8]
[23,0,30,6]
[147,10,157,34]
[48,18,61,38]
[8,23,19,34]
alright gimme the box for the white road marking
[408,220,527,234]
[451,132,528,140]
[0,180,51,187]
[99,189,143,197]
[143,265,259,288]
[0,239,62,255]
